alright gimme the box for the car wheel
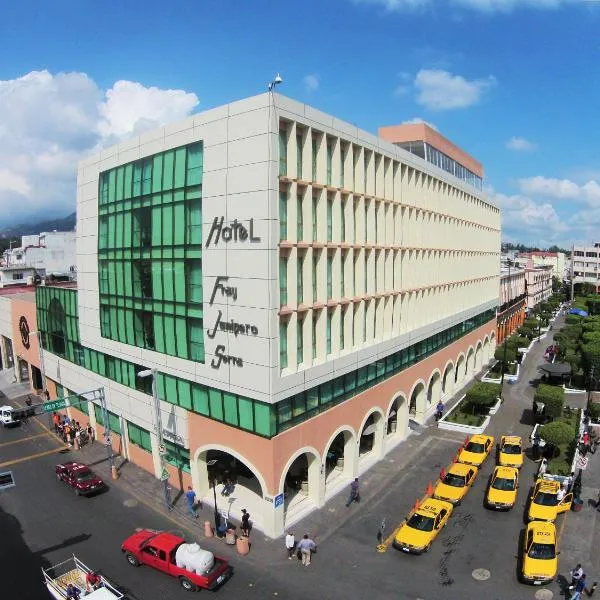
[179,577,198,592]
[125,553,140,567]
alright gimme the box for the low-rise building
[498,267,526,343]
[515,251,565,281]
[572,244,600,292]
[525,266,552,311]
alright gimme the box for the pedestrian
[435,400,444,421]
[571,573,586,600]
[285,531,295,559]
[87,423,95,444]
[538,457,548,478]
[240,509,251,537]
[569,563,584,589]
[164,483,173,511]
[185,486,199,519]
[297,534,316,566]
[66,583,81,599]
[52,412,60,433]
[346,478,360,507]
[86,571,102,592]
[74,428,81,451]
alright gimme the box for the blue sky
[0,0,598,247]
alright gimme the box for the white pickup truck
[43,555,123,599]
[0,405,18,426]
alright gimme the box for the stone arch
[323,426,356,485]
[426,370,442,406]
[358,407,386,460]
[474,341,483,372]
[278,446,322,513]
[442,360,454,397]
[482,335,490,364]
[386,393,409,439]
[455,353,466,386]
[465,346,475,379]
[408,379,427,420]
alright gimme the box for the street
[0,319,594,600]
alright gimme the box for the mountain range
[0,212,76,240]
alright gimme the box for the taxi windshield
[534,491,558,506]
[465,442,485,453]
[492,476,515,491]
[502,444,521,454]
[443,473,466,487]
[406,513,434,532]
[528,542,556,560]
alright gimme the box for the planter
[488,396,503,416]
[438,415,491,435]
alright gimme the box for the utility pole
[98,388,118,480]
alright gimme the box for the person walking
[569,564,584,589]
[52,412,60,433]
[570,573,586,600]
[297,534,316,566]
[87,423,95,444]
[241,509,251,537]
[285,531,295,559]
[185,486,199,519]
[435,400,444,422]
[346,478,360,507]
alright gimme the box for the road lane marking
[0,446,66,468]
[0,432,51,447]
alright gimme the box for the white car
[0,406,18,426]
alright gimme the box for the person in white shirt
[557,488,566,502]
[285,532,295,559]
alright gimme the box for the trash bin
[225,528,237,545]
[236,535,250,555]
[204,521,214,537]
[572,499,584,512]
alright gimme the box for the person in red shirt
[86,571,102,592]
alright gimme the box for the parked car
[433,463,478,505]
[521,521,559,585]
[498,435,523,469]
[55,461,105,496]
[527,478,572,522]
[457,434,495,467]
[485,466,519,510]
[121,529,232,591]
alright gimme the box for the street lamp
[136,368,171,511]
[207,458,220,535]
[267,73,283,92]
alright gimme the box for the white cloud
[518,176,600,206]
[353,0,430,10]
[452,0,579,12]
[506,136,537,151]
[303,74,319,94]
[0,70,199,225]
[414,69,496,110]
[400,117,438,131]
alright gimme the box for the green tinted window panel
[163,150,175,191]
[175,317,188,358]
[186,201,202,245]
[254,403,275,437]
[153,314,165,353]
[124,164,133,200]
[108,170,117,203]
[164,441,190,473]
[108,412,121,434]
[163,260,175,301]
[165,375,178,405]
[164,316,177,354]
[223,393,238,426]
[192,385,209,415]
[162,204,174,246]
[174,147,187,188]
[116,167,124,202]
[209,389,223,420]
[173,203,185,246]
[174,261,186,303]
[238,398,254,431]
[152,154,163,193]
[142,160,152,195]
[187,143,203,185]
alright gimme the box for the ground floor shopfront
[41,318,494,538]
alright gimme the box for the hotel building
[34,93,500,537]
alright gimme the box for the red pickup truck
[121,530,232,592]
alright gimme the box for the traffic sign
[43,399,67,412]
[160,467,170,481]
[274,492,284,508]
[158,444,166,455]
[576,455,589,470]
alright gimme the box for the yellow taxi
[498,435,524,469]
[485,466,519,510]
[521,521,559,585]
[393,498,453,554]
[433,463,478,505]
[457,434,495,467]
[528,478,572,522]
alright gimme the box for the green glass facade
[98,142,204,363]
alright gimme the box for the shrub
[565,315,582,325]
[494,343,517,363]
[534,384,565,419]
[465,382,500,408]
[538,421,576,446]
[588,402,600,421]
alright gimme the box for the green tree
[465,382,501,414]
[534,384,565,419]
[538,421,576,446]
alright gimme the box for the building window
[297,193,303,241]
[326,140,333,186]
[279,256,288,306]
[340,307,345,350]
[132,207,152,247]
[341,254,346,297]
[340,144,346,188]
[127,422,152,452]
[327,255,333,299]
[99,217,109,249]
[312,251,319,301]
[297,255,304,305]
[186,201,202,245]
[279,125,288,176]
[132,260,153,298]
[279,191,288,241]
[12,273,24,281]
[188,318,205,362]
[312,194,318,241]
[186,143,203,186]
[280,321,288,369]
[340,199,346,242]
[185,259,203,303]
[296,133,303,179]
[353,147,358,190]
[135,310,155,349]
[312,312,318,358]
[326,310,332,355]
[163,440,190,473]
[327,196,333,242]
[297,317,304,364]
[312,135,317,182]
